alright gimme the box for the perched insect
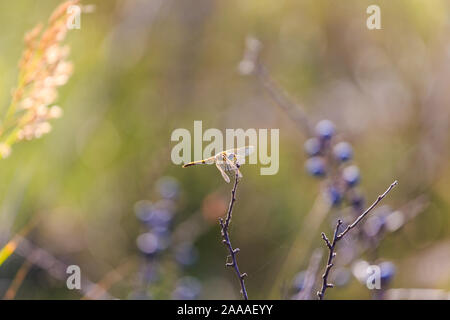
[182,146,255,183]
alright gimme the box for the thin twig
[317,180,398,300]
[219,172,248,300]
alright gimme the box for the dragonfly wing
[224,146,254,156]
[243,145,255,156]
[225,146,255,165]
[203,156,215,164]
[215,162,230,183]
[182,156,215,167]
[233,146,255,157]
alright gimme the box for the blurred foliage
[0,0,449,299]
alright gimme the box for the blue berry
[379,261,396,284]
[327,186,342,206]
[136,232,159,255]
[304,138,321,156]
[364,207,392,236]
[175,243,199,266]
[305,157,326,177]
[363,215,385,237]
[343,165,360,187]
[333,142,353,162]
[134,200,153,223]
[315,120,335,140]
[350,193,365,210]
[292,271,306,292]
[146,200,174,229]
[156,176,180,200]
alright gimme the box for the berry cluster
[299,121,401,297]
[133,176,201,299]
[305,120,364,211]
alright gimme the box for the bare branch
[337,181,399,240]
[219,173,248,300]
[317,180,398,300]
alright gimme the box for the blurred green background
[0,0,449,299]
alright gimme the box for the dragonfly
[182,146,255,183]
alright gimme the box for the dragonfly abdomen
[182,157,215,168]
